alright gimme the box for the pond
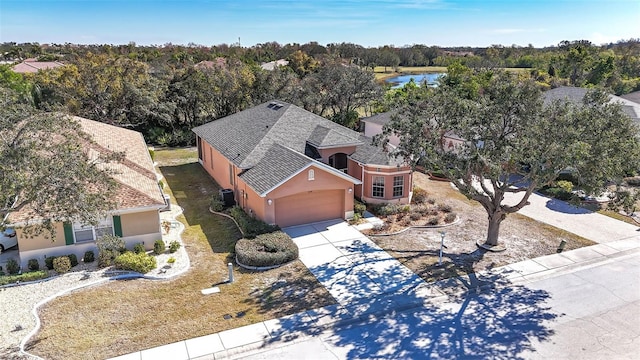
[385,73,445,88]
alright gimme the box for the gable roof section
[621,90,640,105]
[12,59,65,73]
[193,101,362,169]
[361,112,394,126]
[76,116,165,209]
[238,143,360,196]
[350,135,404,167]
[544,87,640,123]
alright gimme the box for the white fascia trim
[258,160,362,197]
[114,205,165,215]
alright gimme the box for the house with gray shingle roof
[193,101,412,227]
[544,87,640,125]
[10,116,166,269]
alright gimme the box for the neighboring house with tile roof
[194,58,227,69]
[193,101,412,227]
[11,58,65,73]
[12,116,166,269]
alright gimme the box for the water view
[385,73,445,88]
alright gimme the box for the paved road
[237,250,640,360]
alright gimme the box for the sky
[1,0,638,48]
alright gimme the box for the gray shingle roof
[193,101,362,169]
[543,87,640,123]
[361,112,394,126]
[238,143,313,195]
[350,135,403,166]
[621,91,640,105]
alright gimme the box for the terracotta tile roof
[12,59,65,73]
[7,116,164,224]
[74,116,165,209]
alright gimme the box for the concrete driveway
[503,191,640,244]
[283,219,436,314]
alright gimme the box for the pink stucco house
[193,101,413,228]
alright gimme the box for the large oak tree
[381,67,640,248]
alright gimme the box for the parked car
[0,228,17,253]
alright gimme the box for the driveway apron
[284,219,427,313]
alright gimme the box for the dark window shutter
[63,222,74,245]
[113,215,123,237]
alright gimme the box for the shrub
[169,240,181,253]
[555,180,574,193]
[428,217,439,226]
[235,231,298,267]
[230,206,279,238]
[412,187,428,204]
[66,253,79,267]
[167,257,176,264]
[410,212,422,221]
[83,251,95,263]
[544,187,574,201]
[45,256,54,270]
[427,197,436,205]
[97,235,125,265]
[114,252,157,273]
[98,250,116,268]
[374,204,401,216]
[28,258,40,271]
[53,256,71,274]
[210,196,225,212]
[437,203,453,213]
[153,239,166,255]
[349,212,362,224]
[6,258,20,275]
[0,270,48,286]
[354,201,367,215]
[444,213,457,223]
[133,243,146,254]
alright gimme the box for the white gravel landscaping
[0,205,189,359]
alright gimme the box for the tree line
[1,39,639,147]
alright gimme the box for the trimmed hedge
[230,206,279,238]
[83,251,95,263]
[235,231,298,267]
[0,270,48,286]
[114,252,157,273]
[53,256,71,274]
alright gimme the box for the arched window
[308,169,315,181]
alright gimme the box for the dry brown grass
[26,148,334,360]
[371,172,596,282]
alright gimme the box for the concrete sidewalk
[109,223,640,360]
